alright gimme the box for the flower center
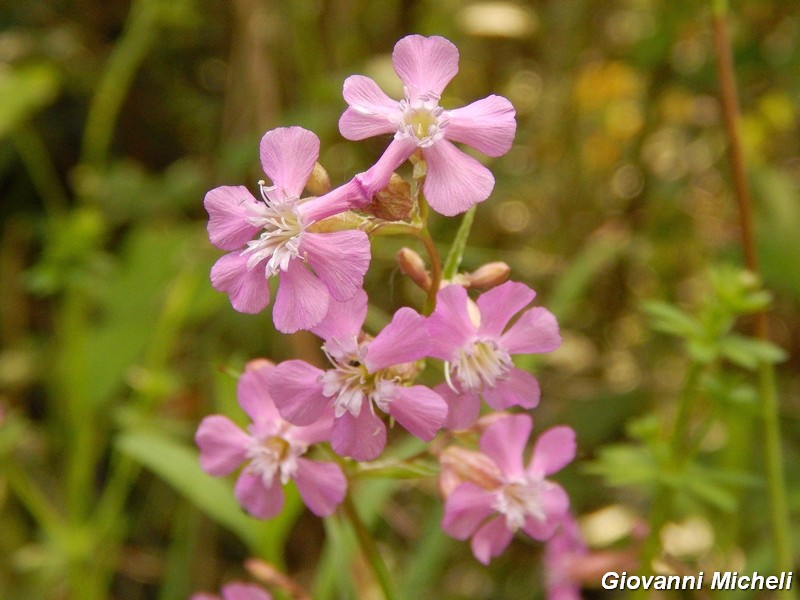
[243,181,306,276]
[396,89,449,148]
[493,478,547,531]
[448,339,513,392]
[246,434,303,487]
[320,337,415,418]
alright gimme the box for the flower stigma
[396,88,450,148]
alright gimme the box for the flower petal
[522,484,570,541]
[441,482,496,540]
[435,383,481,430]
[299,178,365,222]
[195,415,251,476]
[471,515,514,565]
[365,307,429,372]
[301,230,370,302]
[482,367,541,410]
[479,413,532,479]
[234,471,285,519]
[355,137,417,201]
[476,281,536,339]
[500,306,562,355]
[311,289,368,341]
[210,252,270,314]
[387,385,446,441]
[204,185,260,250]
[236,361,281,426]
[267,360,328,426]
[528,426,577,477]
[330,408,386,461]
[293,458,347,516]
[221,582,272,600]
[445,95,517,157]
[273,260,329,333]
[392,35,459,99]
[426,284,475,361]
[339,75,398,140]
[290,409,335,446]
[259,127,319,198]
[422,140,495,216]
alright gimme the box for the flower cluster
[196,33,577,596]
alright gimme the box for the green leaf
[116,428,285,557]
[0,63,60,138]
[584,444,659,489]
[718,334,787,370]
[641,300,699,338]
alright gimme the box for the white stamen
[245,435,304,487]
[242,186,305,276]
[449,338,513,392]
[320,337,414,419]
[395,88,450,148]
[493,477,548,531]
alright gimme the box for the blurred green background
[1,0,799,598]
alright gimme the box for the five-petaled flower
[426,281,562,429]
[441,413,576,564]
[267,290,447,461]
[205,126,370,333]
[340,34,517,216]
[195,359,347,519]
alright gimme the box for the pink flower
[543,514,588,600]
[195,360,347,519]
[441,414,576,565]
[267,290,447,461]
[190,582,272,600]
[340,34,517,216]
[205,126,371,333]
[426,281,561,429]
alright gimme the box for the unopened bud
[439,446,502,497]
[365,173,413,221]
[306,162,332,196]
[245,358,275,373]
[397,247,431,290]
[465,261,510,289]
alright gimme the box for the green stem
[711,1,795,585]
[636,362,703,589]
[3,461,63,533]
[759,362,794,576]
[11,124,70,215]
[441,206,476,281]
[81,0,161,168]
[341,494,400,600]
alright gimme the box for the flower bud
[245,358,275,372]
[396,247,431,290]
[306,162,332,196]
[365,173,413,221]
[465,261,510,289]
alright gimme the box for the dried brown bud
[465,261,511,289]
[396,247,431,290]
[365,173,413,221]
[306,162,331,196]
[439,446,502,497]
